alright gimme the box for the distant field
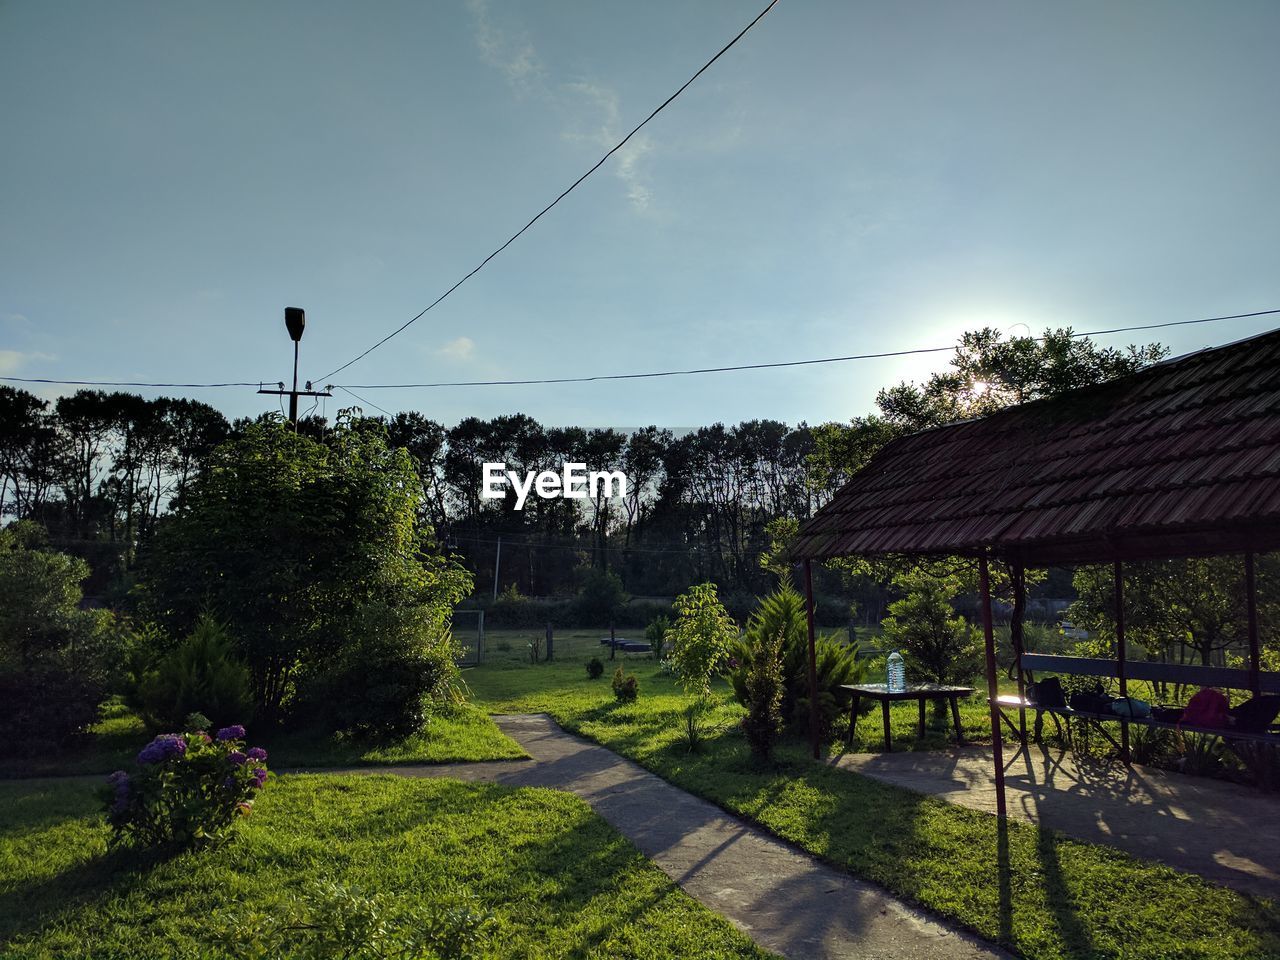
[470,625,883,668]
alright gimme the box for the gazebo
[792,327,1280,816]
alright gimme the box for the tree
[1068,556,1280,668]
[879,571,983,686]
[665,582,737,698]
[140,414,472,721]
[0,521,120,753]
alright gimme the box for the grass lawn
[468,655,1280,960]
[0,773,774,960]
[0,701,526,779]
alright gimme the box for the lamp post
[285,307,305,427]
[257,307,332,429]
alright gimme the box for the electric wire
[310,0,782,384]
[333,308,1280,390]
[446,533,719,558]
[334,384,395,418]
[0,377,266,388]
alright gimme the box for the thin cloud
[0,350,53,376]
[563,81,655,212]
[466,0,543,91]
[436,336,476,362]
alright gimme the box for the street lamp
[285,307,305,426]
[257,307,331,429]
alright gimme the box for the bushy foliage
[133,615,253,731]
[303,602,462,742]
[728,581,867,739]
[214,880,493,960]
[644,614,670,658]
[573,569,628,626]
[611,667,638,703]
[585,657,604,680]
[665,583,738,697]
[0,521,121,755]
[880,572,982,686]
[740,628,785,761]
[140,416,472,720]
[101,723,269,850]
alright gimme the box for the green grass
[1,702,525,779]
[468,657,1280,960]
[0,774,774,959]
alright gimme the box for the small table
[841,683,975,750]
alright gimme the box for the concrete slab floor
[835,743,1280,901]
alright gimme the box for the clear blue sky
[2,1,1278,428]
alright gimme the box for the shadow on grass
[0,842,186,946]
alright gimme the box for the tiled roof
[794,328,1280,565]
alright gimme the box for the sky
[2,0,1279,430]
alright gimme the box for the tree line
[0,327,1168,606]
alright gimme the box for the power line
[447,532,714,558]
[334,384,394,418]
[311,0,782,385]
[0,377,266,388]
[4,308,1275,395]
[333,308,1280,390]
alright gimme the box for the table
[840,683,976,750]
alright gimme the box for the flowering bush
[100,723,269,850]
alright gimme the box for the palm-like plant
[729,579,867,739]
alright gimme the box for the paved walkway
[320,714,1007,960]
[836,743,1280,901]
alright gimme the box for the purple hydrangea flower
[106,770,131,797]
[215,725,246,742]
[246,747,267,762]
[137,734,187,765]
[228,750,247,766]
[222,776,236,789]
[250,767,268,789]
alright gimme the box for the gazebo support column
[1114,560,1130,764]
[803,559,820,760]
[1010,561,1027,743]
[979,555,1007,819]
[1247,551,1261,696]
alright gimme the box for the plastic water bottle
[886,651,906,693]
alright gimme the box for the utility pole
[258,307,332,428]
[492,535,503,601]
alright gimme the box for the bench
[993,654,1280,758]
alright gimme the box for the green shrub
[586,657,604,679]
[303,603,461,742]
[741,627,785,761]
[665,583,737,698]
[611,667,638,703]
[0,522,122,755]
[645,614,670,658]
[574,569,628,626]
[728,581,868,741]
[135,615,253,731]
[880,571,983,686]
[101,722,269,850]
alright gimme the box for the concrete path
[836,743,1280,901]
[322,714,1007,960]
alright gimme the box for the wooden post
[545,622,554,662]
[609,622,616,661]
[1115,560,1130,764]
[1010,561,1027,743]
[1246,551,1261,696]
[803,559,821,760]
[979,555,1007,819]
